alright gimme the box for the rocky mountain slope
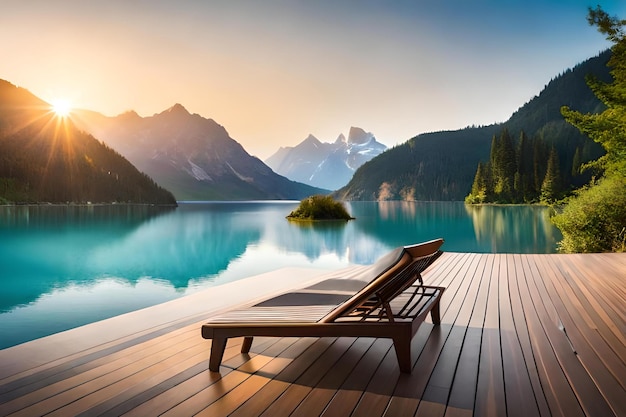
[74,105,328,200]
[265,127,387,190]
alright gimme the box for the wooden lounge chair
[201,238,446,373]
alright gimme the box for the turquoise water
[0,201,560,349]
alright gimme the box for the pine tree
[553,6,626,252]
[532,136,548,196]
[466,162,490,203]
[516,130,535,201]
[571,147,582,177]
[562,7,626,177]
[491,129,516,201]
[541,147,561,203]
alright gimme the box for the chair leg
[393,334,412,373]
[209,337,227,372]
[430,300,441,325]
[242,336,254,353]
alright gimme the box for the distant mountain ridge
[0,80,177,205]
[74,105,328,200]
[265,127,387,190]
[335,50,611,201]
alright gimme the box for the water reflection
[347,201,560,254]
[463,204,561,253]
[0,205,174,312]
[0,201,561,348]
[282,221,351,261]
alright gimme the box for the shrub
[551,176,626,252]
[287,195,354,221]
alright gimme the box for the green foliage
[540,148,562,203]
[552,176,626,252]
[465,162,489,203]
[554,6,626,252]
[466,129,566,204]
[287,195,354,221]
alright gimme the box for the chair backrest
[372,249,443,307]
[322,238,444,322]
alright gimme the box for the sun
[50,98,72,117]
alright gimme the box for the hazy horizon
[1,0,623,158]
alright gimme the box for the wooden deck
[0,252,625,417]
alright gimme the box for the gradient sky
[1,1,624,158]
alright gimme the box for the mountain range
[265,127,387,190]
[73,105,327,201]
[0,80,176,205]
[335,50,611,201]
[0,49,611,204]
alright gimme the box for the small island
[287,195,355,221]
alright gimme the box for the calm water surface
[0,201,560,348]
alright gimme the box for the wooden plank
[0,322,200,404]
[119,364,233,417]
[443,327,482,416]
[288,337,375,417]
[77,352,210,417]
[445,253,492,416]
[412,254,486,417]
[228,337,334,416]
[499,253,543,417]
[507,254,551,417]
[43,340,211,416]
[195,374,270,417]
[0,328,203,416]
[422,252,464,287]
[114,337,288,417]
[379,322,446,416]
[531,255,617,417]
[568,254,626,325]
[386,254,483,416]
[556,255,626,352]
[258,337,358,416]
[518,255,586,417]
[540,255,626,417]
[158,369,251,417]
[0,313,209,387]
[474,254,506,417]
[349,346,400,417]
[319,338,393,417]
[25,333,250,417]
[413,326,466,417]
[569,255,626,329]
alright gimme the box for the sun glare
[50,98,72,117]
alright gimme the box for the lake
[0,201,561,349]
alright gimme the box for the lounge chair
[201,238,446,373]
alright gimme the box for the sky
[1,1,624,159]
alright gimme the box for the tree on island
[552,6,626,252]
[287,195,354,221]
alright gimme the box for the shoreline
[0,202,178,207]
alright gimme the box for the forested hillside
[335,50,611,201]
[466,128,580,204]
[0,80,177,205]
